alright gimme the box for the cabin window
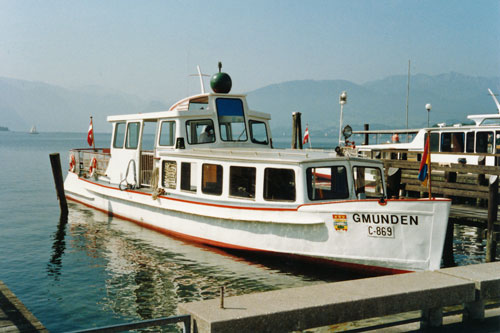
[202,164,223,195]
[441,132,464,152]
[249,120,269,145]
[186,119,215,144]
[142,121,157,151]
[188,96,209,111]
[159,121,176,146]
[113,122,126,148]
[424,133,440,152]
[125,122,140,149]
[306,166,348,201]
[353,166,384,199]
[216,98,247,142]
[162,161,177,189]
[230,166,255,198]
[496,132,500,153]
[181,162,197,192]
[466,132,475,152]
[264,168,295,201]
[476,131,494,153]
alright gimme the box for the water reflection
[55,202,500,329]
[47,214,68,280]
[63,202,356,324]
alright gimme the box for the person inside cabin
[199,125,214,143]
[391,134,400,143]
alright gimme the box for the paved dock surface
[0,281,47,332]
[179,262,500,333]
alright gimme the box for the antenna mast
[405,60,410,142]
[488,88,500,114]
[189,65,210,94]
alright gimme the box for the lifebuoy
[89,157,97,177]
[69,154,76,172]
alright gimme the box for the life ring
[89,157,97,177]
[69,154,76,172]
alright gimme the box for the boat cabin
[70,92,387,205]
[104,93,272,186]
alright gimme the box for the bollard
[220,286,225,309]
[50,153,68,216]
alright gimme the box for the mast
[405,60,410,142]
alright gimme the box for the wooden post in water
[363,124,369,145]
[50,153,68,216]
[291,112,303,149]
[386,167,401,199]
[442,219,455,267]
[486,175,498,262]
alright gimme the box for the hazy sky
[1,0,499,102]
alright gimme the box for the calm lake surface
[0,131,498,332]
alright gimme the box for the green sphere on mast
[210,62,232,93]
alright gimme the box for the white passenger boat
[64,68,451,274]
[355,89,500,166]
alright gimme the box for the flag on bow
[418,136,431,187]
[303,126,310,144]
[87,117,94,147]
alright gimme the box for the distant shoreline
[0,126,9,132]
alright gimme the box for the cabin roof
[106,92,251,122]
[158,147,384,166]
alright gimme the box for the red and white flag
[303,126,310,144]
[87,117,94,147]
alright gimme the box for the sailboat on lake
[29,125,39,134]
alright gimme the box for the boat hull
[64,173,451,274]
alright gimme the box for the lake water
[0,131,498,332]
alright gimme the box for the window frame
[306,165,349,201]
[113,122,126,148]
[158,120,176,147]
[229,166,256,199]
[263,168,296,202]
[202,163,223,196]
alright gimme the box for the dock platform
[0,280,47,332]
[179,262,500,333]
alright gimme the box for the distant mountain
[247,72,500,140]
[1,73,498,138]
[0,77,169,132]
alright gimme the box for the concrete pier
[179,262,500,333]
[0,280,47,332]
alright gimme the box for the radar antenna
[189,65,210,94]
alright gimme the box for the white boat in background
[354,89,500,166]
[29,125,39,134]
[64,66,451,274]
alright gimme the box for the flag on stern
[303,126,310,144]
[87,117,94,147]
[418,136,431,186]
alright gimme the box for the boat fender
[88,157,97,178]
[69,154,76,172]
[378,197,387,206]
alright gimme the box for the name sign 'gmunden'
[352,213,419,226]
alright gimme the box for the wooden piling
[363,124,369,145]
[486,175,498,262]
[386,167,401,198]
[291,112,303,149]
[442,220,456,267]
[50,153,68,216]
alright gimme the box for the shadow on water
[46,213,68,280]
